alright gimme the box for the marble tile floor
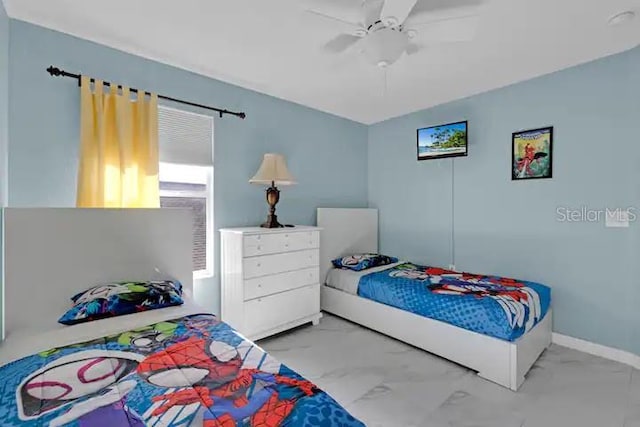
[259,314,639,427]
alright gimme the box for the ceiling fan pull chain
[382,67,388,97]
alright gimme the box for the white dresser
[219,226,322,340]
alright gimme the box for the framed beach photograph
[512,127,553,180]
[417,121,468,161]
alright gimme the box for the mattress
[0,298,364,427]
[327,263,551,342]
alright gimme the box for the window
[158,106,214,278]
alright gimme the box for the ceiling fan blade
[305,9,363,29]
[380,0,418,26]
[327,39,367,70]
[324,34,362,53]
[406,0,482,26]
[411,14,480,42]
[364,0,385,26]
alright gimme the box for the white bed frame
[2,208,193,341]
[317,208,552,391]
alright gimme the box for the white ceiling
[4,0,640,124]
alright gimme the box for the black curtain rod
[46,66,246,120]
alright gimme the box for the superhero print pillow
[58,281,184,325]
[332,253,398,271]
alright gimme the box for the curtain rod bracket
[45,65,247,120]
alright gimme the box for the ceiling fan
[305,0,483,68]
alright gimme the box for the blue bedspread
[358,263,551,341]
[0,314,363,427]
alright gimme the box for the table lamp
[249,153,296,228]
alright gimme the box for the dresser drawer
[244,284,320,337]
[243,231,319,257]
[243,249,319,279]
[286,231,320,252]
[243,233,281,257]
[244,267,319,301]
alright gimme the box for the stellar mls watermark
[556,206,637,224]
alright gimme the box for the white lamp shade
[249,153,297,186]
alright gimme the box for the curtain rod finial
[47,66,62,77]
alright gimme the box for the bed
[318,208,552,391]
[0,208,364,427]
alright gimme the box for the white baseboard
[552,333,640,370]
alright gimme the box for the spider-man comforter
[0,314,364,426]
[358,263,551,341]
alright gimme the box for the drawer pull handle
[256,236,261,240]
[258,284,262,288]
[285,244,289,248]
[257,263,261,267]
[257,246,261,250]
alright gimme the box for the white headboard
[2,208,193,338]
[317,208,378,282]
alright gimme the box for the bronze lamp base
[261,182,284,228]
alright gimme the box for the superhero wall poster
[512,127,553,180]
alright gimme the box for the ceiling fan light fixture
[361,27,409,67]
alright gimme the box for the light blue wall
[369,46,640,355]
[7,20,369,314]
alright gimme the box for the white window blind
[158,106,214,166]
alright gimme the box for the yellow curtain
[77,75,160,208]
